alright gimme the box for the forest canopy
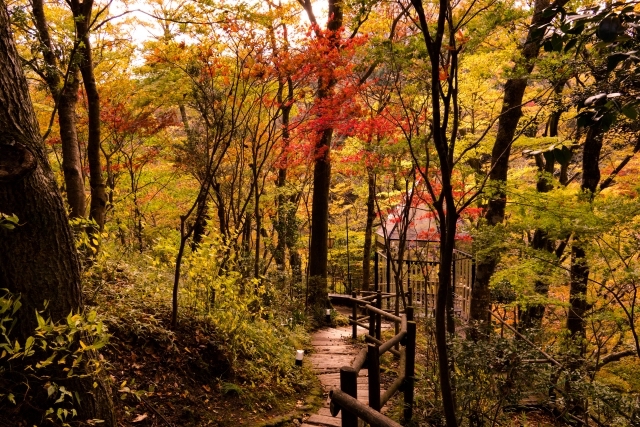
[0,0,639,425]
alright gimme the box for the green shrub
[0,290,109,425]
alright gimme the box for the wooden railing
[374,249,475,321]
[330,292,417,427]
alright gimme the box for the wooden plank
[318,407,340,417]
[307,414,342,427]
[308,325,395,427]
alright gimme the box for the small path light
[325,308,331,324]
[295,349,304,366]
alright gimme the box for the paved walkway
[302,310,391,427]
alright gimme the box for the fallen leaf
[133,413,148,422]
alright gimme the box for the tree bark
[567,125,603,345]
[469,0,568,330]
[71,0,107,231]
[0,3,115,423]
[409,0,461,423]
[520,81,567,330]
[32,0,86,218]
[304,0,343,314]
[362,171,376,291]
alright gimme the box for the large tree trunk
[32,0,86,218]
[469,0,568,331]
[305,0,343,314]
[72,0,107,231]
[0,3,115,423]
[307,128,332,310]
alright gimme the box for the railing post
[374,251,379,292]
[407,261,411,302]
[367,344,381,412]
[407,286,413,308]
[406,306,414,322]
[386,254,391,310]
[404,320,416,422]
[375,290,382,340]
[352,291,358,339]
[368,305,375,337]
[340,366,358,427]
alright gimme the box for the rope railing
[330,291,417,427]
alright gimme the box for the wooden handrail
[333,303,416,426]
[366,304,402,323]
[352,347,368,372]
[348,318,369,330]
[379,329,406,356]
[359,291,394,297]
[364,334,400,357]
[380,349,405,407]
[349,295,394,305]
[330,389,403,427]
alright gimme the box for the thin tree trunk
[254,178,261,279]
[520,80,567,330]
[362,171,376,291]
[470,0,568,331]
[567,125,603,346]
[58,75,86,218]
[212,179,227,236]
[32,0,86,218]
[0,4,114,422]
[72,0,107,231]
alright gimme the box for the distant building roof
[375,202,470,245]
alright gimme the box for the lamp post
[328,230,335,292]
[346,212,351,293]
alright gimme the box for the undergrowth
[84,230,316,424]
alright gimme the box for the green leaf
[607,52,629,71]
[597,15,622,42]
[11,300,21,315]
[600,111,617,131]
[551,33,563,52]
[554,145,572,166]
[543,40,554,52]
[621,103,638,120]
[24,336,34,354]
[566,23,584,35]
[564,38,578,52]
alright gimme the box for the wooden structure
[328,292,417,427]
[305,324,376,426]
[339,200,477,320]
[374,249,474,320]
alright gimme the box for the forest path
[302,306,390,427]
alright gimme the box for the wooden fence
[329,291,416,427]
[374,249,474,320]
